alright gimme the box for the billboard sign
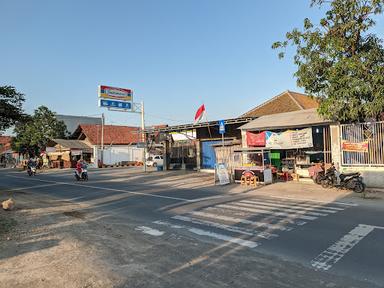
[99,99,132,110]
[99,85,132,101]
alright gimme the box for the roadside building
[72,124,144,167]
[146,90,319,172]
[46,139,93,168]
[238,108,334,181]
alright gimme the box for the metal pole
[222,133,224,147]
[101,113,105,167]
[141,101,147,172]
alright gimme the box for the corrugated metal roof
[51,139,92,150]
[239,108,333,131]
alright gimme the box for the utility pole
[101,113,105,167]
[141,101,147,172]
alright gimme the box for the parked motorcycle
[74,168,88,181]
[321,164,365,193]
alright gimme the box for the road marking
[236,201,328,217]
[135,226,165,236]
[7,183,61,191]
[6,174,193,202]
[153,220,259,248]
[188,227,259,248]
[190,211,294,231]
[266,195,358,207]
[258,198,345,211]
[240,199,338,214]
[172,215,278,239]
[216,204,318,221]
[311,224,378,271]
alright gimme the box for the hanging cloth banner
[265,128,313,149]
[246,131,266,147]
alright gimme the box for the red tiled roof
[240,90,319,118]
[74,124,141,145]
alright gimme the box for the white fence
[99,146,144,166]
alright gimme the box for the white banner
[265,128,313,149]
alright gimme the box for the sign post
[98,85,147,172]
[218,120,225,147]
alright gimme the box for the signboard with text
[215,163,230,185]
[265,128,313,149]
[99,99,132,110]
[342,141,369,152]
[99,85,132,101]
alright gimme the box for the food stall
[233,148,273,184]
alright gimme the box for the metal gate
[340,121,384,166]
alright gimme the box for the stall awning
[49,139,93,153]
[239,108,334,131]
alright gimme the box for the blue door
[201,140,221,169]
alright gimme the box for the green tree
[273,0,384,122]
[0,86,26,132]
[13,106,67,155]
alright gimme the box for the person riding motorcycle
[75,160,82,177]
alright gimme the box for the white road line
[265,195,358,207]
[172,215,278,239]
[258,198,345,211]
[6,174,192,202]
[190,211,294,231]
[204,207,307,226]
[135,226,165,236]
[153,220,259,248]
[311,224,376,271]
[240,199,338,214]
[7,183,61,191]
[189,227,259,248]
[216,204,318,221]
[236,201,328,217]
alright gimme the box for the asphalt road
[1,167,383,288]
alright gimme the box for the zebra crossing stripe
[190,211,294,231]
[258,198,346,211]
[153,219,259,248]
[240,199,338,214]
[235,201,328,217]
[204,207,307,226]
[216,204,318,221]
[311,224,375,271]
[188,228,259,248]
[266,195,357,207]
[172,215,278,239]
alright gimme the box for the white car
[146,155,164,167]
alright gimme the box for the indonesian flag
[194,104,206,124]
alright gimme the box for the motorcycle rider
[75,160,82,178]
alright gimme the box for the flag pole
[204,110,212,138]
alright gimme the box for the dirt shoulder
[0,191,122,288]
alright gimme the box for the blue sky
[1,0,383,129]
